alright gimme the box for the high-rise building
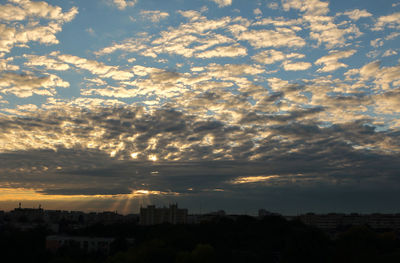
[140,204,188,225]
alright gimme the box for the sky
[0,0,400,215]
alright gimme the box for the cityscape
[2,203,400,231]
[1,0,400,261]
[1,203,400,262]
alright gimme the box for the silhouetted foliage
[1,216,400,262]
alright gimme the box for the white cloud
[282,0,329,16]
[205,63,265,78]
[385,32,400,40]
[282,61,312,71]
[267,2,279,10]
[282,0,362,48]
[308,18,361,48]
[366,50,380,59]
[24,54,70,71]
[195,45,247,58]
[57,54,134,80]
[383,49,398,57]
[342,9,372,21]
[96,14,249,59]
[315,50,357,72]
[209,0,232,8]
[81,86,136,98]
[0,0,78,22]
[252,49,305,64]
[253,17,303,27]
[178,10,203,21]
[0,1,78,53]
[0,57,19,71]
[253,8,262,16]
[358,61,400,90]
[359,61,381,79]
[370,38,384,48]
[95,36,150,56]
[0,23,62,53]
[374,89,400,114]
[236,29,306,48]
[373,12,400,31]
[112,0,137,10]
[86,28,95,36]
[0,72,69,98]
[140,10,169,22]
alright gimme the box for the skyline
[1,0,400,214]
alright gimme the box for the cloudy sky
[0,0,400,215]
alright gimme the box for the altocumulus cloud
[1,105,400,213]
[0,0,400,213]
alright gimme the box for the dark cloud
[1,105,400,213]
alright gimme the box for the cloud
[205,63,265,78]
[81,86,137,98]
[96,13,249,60]
[86,28,95,36]
[385,32,400,40]
[209,0,232,8]
[0,0,78,22]
[252,49,305,64]
[342,9,372,21]
[373,12,400,31]
[94,35,151,56]
[178,10,203,21]
[195,44,247,58]
[370,38,384,48]
[253,8,262,16]
[357,61,400,90]
[282,0,329,16]
[0,1,78,53]
[112,0,137,10]
[253,17,303,27]
[373,88,400,114]
[57,54,134,80]
[1,0,400,214]
[236,28,306,48]
[0,72,69,98]
[308,18,361,49]
[281,0,362,48]
[383,49,397,57]
[0,57,19,71]
[282,61,312,71]
[140,10,169,22]
[1,105,400,214]
[268,2,279,10]
[315,49,357,72]
[96,16,237,58]
[24,54,70,71]
[0,23,63,53]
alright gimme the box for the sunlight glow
[0,188,179,202]
[232,175,280,184]
[148,154,157,161]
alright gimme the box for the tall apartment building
[140,204,188,225]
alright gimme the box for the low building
[10,203,44,222]
[140,204,188,225]
[298,213,400,230]
[46,235,115,254]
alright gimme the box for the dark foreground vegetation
[1,215,400,263]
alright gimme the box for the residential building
[140,204,188,225]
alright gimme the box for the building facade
[140,204,188,225]
[46,235,115,254]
